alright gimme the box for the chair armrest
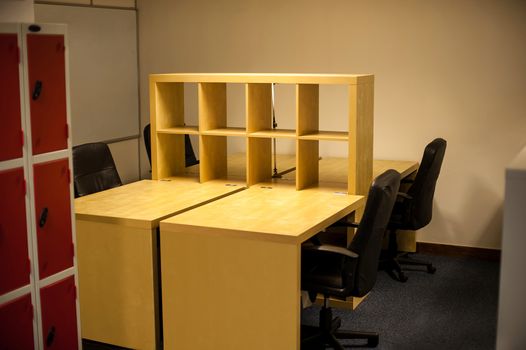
[303,243,359,259]
[397,192,413,200]
[401,178,415,184]
[329,220,359,228]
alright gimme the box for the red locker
[26,34,68,155]
[0,168,30,295]
[40,276,78,350]
[33,159,73,279]
[0,293,35,349]
[0,33,23,161]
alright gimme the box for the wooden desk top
[74,178,245,229]
[161,184,364,244]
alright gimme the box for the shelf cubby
[199,82,247,135]
[150,73,374,195]
[246,82,296,138]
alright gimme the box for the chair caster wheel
[427,265,436,274]
[367,336,379,347]
[398,272,408,283]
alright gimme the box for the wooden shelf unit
[149,73,374,195]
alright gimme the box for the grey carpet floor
[301,254,500,349]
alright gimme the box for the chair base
[302,306,379,349]
[382,252,436,282]
[382,229,436,282]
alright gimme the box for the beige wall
[0,0,34,22]
[137,0,526,249]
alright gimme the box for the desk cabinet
[0,23,80,349]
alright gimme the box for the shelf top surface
[161,184,364,244]
[74,178,245,228]
[150,73,374,85]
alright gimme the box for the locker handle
[32,80,43,100]
[39,207,48,228]
[46,326,55,347]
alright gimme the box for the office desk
[160,184,364,350]
[74,178,244,350]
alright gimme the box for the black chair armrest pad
[303,243,359,259]
[330,221,359,228]
[397,192,413,200]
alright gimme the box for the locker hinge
[67,168,71,184]
[71,242,75,257]
[65,124,69,139]
[23,178,27,196]
[27,257,31,274]
[17,45,20,64]
[30,302,34,320]
[20,129,24,147]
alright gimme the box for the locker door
[40,276,78,350]
[0,33,23,161]
[0,168,30,295]
[33,159,73,279]
[26,34,68,155]
[0,293,35,349]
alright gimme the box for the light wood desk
[160,184,364,350]
[183,156,418,310]
[74,178,244,350]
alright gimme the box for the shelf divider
[248,129,296,138]
[296,84,319,190]
[201,127,246,136]
[348,81,374,197]
[157,126,199,135]
[298,131,348,141]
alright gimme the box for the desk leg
[161,229,300,350]
[76,220,159,350]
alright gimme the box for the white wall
[497,146,526,349]
[137,0,526,249]
[34,3,141,184]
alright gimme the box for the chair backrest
[144,123,152,166]
[72,142,122,197]
[349,169,401,296]
[143,123,199,167]
[405,138,447,229]
[184,134,199,167]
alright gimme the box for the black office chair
[384,138,447,282]
[72,142,122,198]
[301,170,401,349]
[143,124,199,167]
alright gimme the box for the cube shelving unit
[149,73,374,195]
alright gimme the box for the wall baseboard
[417,242,501,261]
